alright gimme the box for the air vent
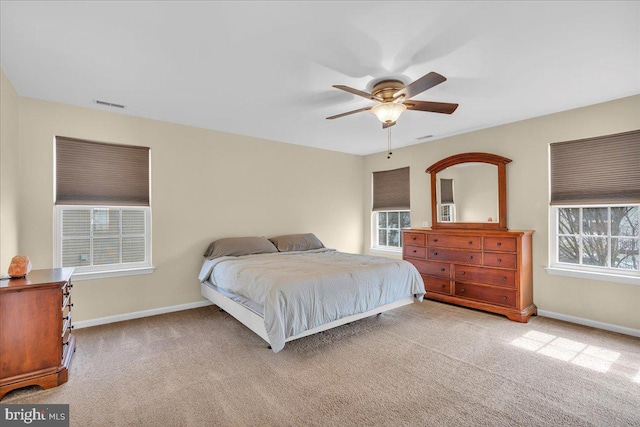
[95,100,125,109]
[417,135,433,140]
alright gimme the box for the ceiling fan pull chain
[387,127,393,159]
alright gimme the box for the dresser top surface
[403,228,534,236]
[1,268,74,292]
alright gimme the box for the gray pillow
[269,233,325,252]
[203,236,277,259]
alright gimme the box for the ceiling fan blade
[382,122,396,129]
[333,85,383,102]
[326,106,373,120]
[394,72,447,100]
[405,100,459,114]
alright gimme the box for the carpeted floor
[3,300,639,426]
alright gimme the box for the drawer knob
[63,316,69,321]
[468,256,473,260]
[460,288,466,293]
[502,276,507,281]
[497,242,502,247]
[412,249,417,253]
[497,258,502,263]
[501,296,507,301]
[63,292,70,297]
[441,284,446,289]
[460,271,465,275]
[434,239,438,242]
[440,268,445,272]
[412,237,416,241]
[434,252,438,256]
[468,241,473,245]
[70,303,74,307]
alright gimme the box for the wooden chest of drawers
[0,268,75,399]
[403,229,536,322]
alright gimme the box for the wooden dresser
[403,229,536,322]
[0,268,75,399]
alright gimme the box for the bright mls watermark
[0,405,69,426]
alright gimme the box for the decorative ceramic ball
[8,255,32,278]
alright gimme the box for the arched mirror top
[426,152,512,231]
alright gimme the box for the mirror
[427,153,511,231]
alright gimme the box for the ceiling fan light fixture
[371,102,406,124]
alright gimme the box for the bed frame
[201,282,415,348]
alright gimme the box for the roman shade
[440,178,454,204]
[56,136,150,206]
[550,129,640,205]
[372,166,410,211]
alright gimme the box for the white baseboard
[538,310,640,338]
[73,300,214,329]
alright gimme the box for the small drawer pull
[468,241,473,245]
[441,284,446,289]
[412,237,416,240]
[460,271,465,275]
[440,268,445,272]
[468,256,473,260]
[412,249,417,253]
[434,252,438,256]
[501,296,507,301]
[497,258,502,263]
[433,239,438,242]
[502,276,507,281]
[460,288,466,293]
[497,242,502,247]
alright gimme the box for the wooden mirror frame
[426,152,512,231]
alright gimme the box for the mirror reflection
[436,162,499,223]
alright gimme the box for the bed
[198,234,425,352]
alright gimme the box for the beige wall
[364,95,640,331]
[0,70,20,273]
[15,96,364,322]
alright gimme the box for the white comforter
[199,249,425,352]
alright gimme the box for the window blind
[550,129,640,205]
[372,166,410,211]
[56,136,150,206]
[440,178,454,204]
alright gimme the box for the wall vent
[95,100,125,109]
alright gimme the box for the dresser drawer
[483,253,517,269]
[454,282,517,308]
[403,245,426,259]
[484,236,517,252]
[427,234,481,250]
[404,232,426,247]
[422,275,451,295]
[428,248,481,265]
[409,259,450,278]
[455,265,516,288]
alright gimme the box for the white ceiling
[1,1,639,155]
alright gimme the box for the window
[55,206,151,273]
[549,130,640,283]
[439,204,455,222]
[54,137,152,279]
[375,211,411,249]
[551,205,639,273]
[372,167,411,251]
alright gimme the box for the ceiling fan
[326,72,458,128]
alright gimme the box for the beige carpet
[3,300,640,426]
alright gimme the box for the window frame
[439,203,456,222]
[54,205,154,280]
[548,204,640,285]
[372,210,411,253]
